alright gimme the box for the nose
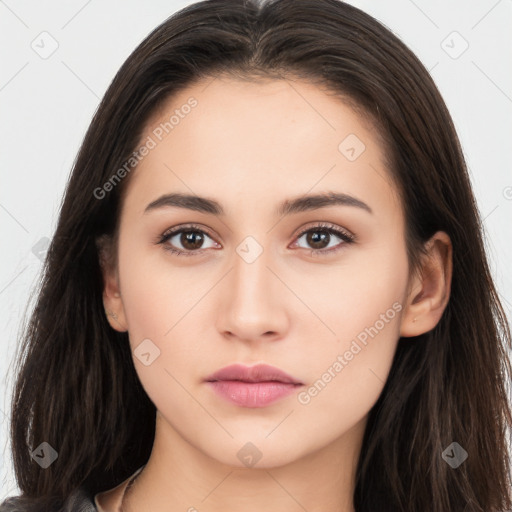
[215,241,290,343]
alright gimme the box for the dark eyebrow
[277,191,372,216]
[144,191,373,216]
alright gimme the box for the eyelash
[157,222,355,258]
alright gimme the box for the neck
[122,413,366,512]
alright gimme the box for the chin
[204,435,307,470]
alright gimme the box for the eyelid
[157,221,355,256]
[159,222,354,242]
[293,221,354,242]
[157,222,220,257]
[160,222,216,240]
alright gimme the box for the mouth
[205,363,303,408]
[205,362,303,385]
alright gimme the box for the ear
[96,234,128,332]
[400,231,453,337]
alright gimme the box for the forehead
[122,76,401,221]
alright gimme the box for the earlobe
[103,292,128,332]
[96,234,128,332]
[102,279,128,333]
[101,261,129,332]
[400,231,452,338]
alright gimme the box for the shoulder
[60,487,98,512]
[0,487,97,512]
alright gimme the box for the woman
[1,0,511,511]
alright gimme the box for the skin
[99,76,452,512]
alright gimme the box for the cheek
[116,245,200,417]
[297,308,402,408]
[294,240,408,412]
[301,237,408,346]
[116,235,210,391]
[117,233,195,340]
[292,291,404,454]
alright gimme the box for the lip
[205,363,303,408]
[206,363,303,384]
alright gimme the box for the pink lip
[205,363,303,408]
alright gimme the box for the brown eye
[294,223,355,256]
[303,230,331,250]
[158,224,219,257]
[179,230,206,250]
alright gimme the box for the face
[104,76,413,469]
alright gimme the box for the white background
[1,0,511,500]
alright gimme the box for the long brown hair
[2,1,511,510]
